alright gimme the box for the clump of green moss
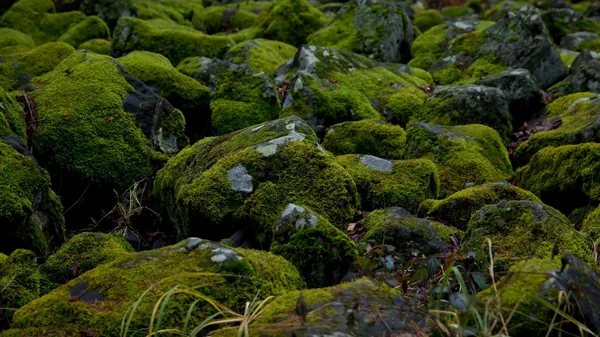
[225,38,297,76]
[0,28,35,56]
[419,183,540,230]
[78,38,111,54]
[111,17,235,65]
[0,0,87,44]
[0,249,41,325]
[154,116,360,242]
[441,5,474,18]
[256,0,327,46]
[322,120,406,159]
[39,232,134,292]
[480,1,525,21]
[542,8,600,45]
[0,139,65,255]
[3,238,305,336]
[57,16,110,48]
[464,200,592,270]
[195,6,258,34]
[582,205,600,241]
[336,154,439,211]
[360,207,459,256]
[413,9,443,33]
[0,87,26,141]
[404,123,512,197]
[270,204,357,288]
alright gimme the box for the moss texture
[420,183,541,230]
[195,6,258,34]
[0,139,65,255]
[57,16,110,48]
[413,9,443,33]
[78,38,111,55]
[404,123,512,198]
[337,154,439,211]
[2,238,304,337]
[0,249,41,325]
[154,116,360,242]
[225,38,297,76]
[256,0,327,46]
[0,87,26,141]
[464,200,591,270]
[0,28,35,56]
[111,17,235,65]
[322,120,406,159]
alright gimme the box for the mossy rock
[582,204,600,241]
[195,5,258,34]
[337,154,439,211]
[1,238,305,336]
[276,45,428,134]
[0,28,35,56]
[0,0,87,45]
[548,50,600,98]
[224,38,297,76]
[0,87,26,141]
[57,15,110,48]
[410,85,512,140]
[31,51,186,223]
[39,232,134,292]
[118,51,211,141]
[441,5,474,19]
[559,31,600,51]
[559,49,579,68]
[0,42,75,91]
[111,16,235,65]
[322,120,406,159]
[270,204,358,288]
[513,92,600,167]
[404,123,512,198]
[360,207,460,256]
[463,200,592,270]
[77,38,111,54]
[542,8,600,45]
[480,1,526,21]
[0,249,40,327]
[413,9,443,33]
[419,183,540,230]
[212,278,429,337]
[516,142,600,213]
[154,116,360,243]
[307,0,415,63]
[255,0,327,46]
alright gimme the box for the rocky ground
[2,0,600,335]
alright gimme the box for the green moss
[582,205,600,241]
[422,183,541,230]
[211,99,279,135]
[404,124,512,198]
[0,140,66,255]
[3,239,304,336]
[575,38,600,52]
[57,16,110,48]
[0,0,87,44]
[0,249,40,325]
[225,38,297,76]
[573,1,591,13]
[559,51,578,68]
[39,232,134,292]
[322,120,406,159]
[256,0,327,46]
[0,28,35,56]
[408,24,447,70]
[413,9,443,33]
[227,26,262,44]
[464,200,592,270]
[385,88,428,127]
[78,38,111,54]
[0,87,26,141]
[450,31,485,55]
[481,1,524,21]
[336,154,439,211]
[111,17,235,65]
[196,6,257,34]
[441,5,474,18]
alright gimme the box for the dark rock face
[550,50,600,96]
[560,31,600,51]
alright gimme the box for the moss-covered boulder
[559,31,600,51]
[255,0,327,46]
[542,8,600,45]
[276,45,429,134]
[39,232,134,292]
[337,154,439,211]
[56,15,110,48]
[512,92,600,166]
[307,0,415,63]
[0,249,40,327]
[516,142,600,213]
[0,42,75,91]
[583,204,600,241]
[404,123,512,197]
[322,120,406,159]
[549,50,600,98]
[118,51,211,141]
[0,28,35,55]
[479,68,547,128]
[270,204,357,287]
[154,116,360,243]
[0,137,65,255]
[480,0,526,21]
[0,0,86,44]
[441,5,475,20]
[195,5,258,34]
[213,278,429,337]
[410,85,512,140]
[78,38,111,54]
[111,16,235,65]
[30,51,186,223]
[1,238,305,336]
[0,87,25,140]
[359,207,459,256]
[419,183,541,230]
[413,9,443,33]
[463,200,591,270]
[224,38,297,76]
